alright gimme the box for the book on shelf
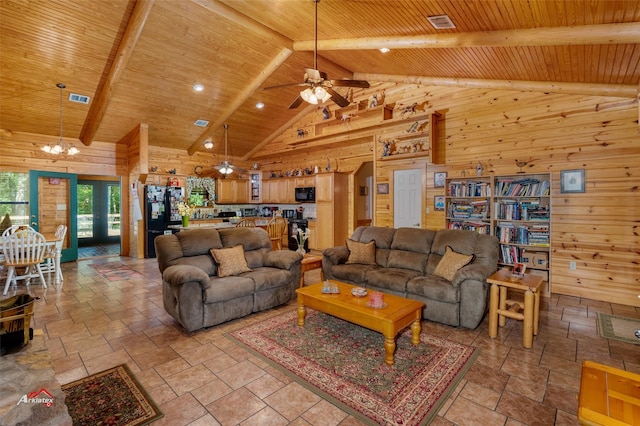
[447,180,491,197]
[495,178,550,197]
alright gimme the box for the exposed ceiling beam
[294,22,640,51]
[187,47,294,155]
[243,103,316,160]
[354,73,637,98]
[191,0,293,49]
[79,0,155,146]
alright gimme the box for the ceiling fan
[263,0,370,109]
[213,124,246,176]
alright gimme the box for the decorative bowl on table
[506,273,524,282]
[351,287,368,297]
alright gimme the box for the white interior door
[393,169,422,228]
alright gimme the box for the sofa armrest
[263,250,303,270]
[323,246,349,266]
[163,264,211,290]
[451,263,496,288]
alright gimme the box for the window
[0,172,29,226]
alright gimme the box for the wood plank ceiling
[1,0,638,162]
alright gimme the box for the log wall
[1,84,638,306]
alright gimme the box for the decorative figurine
[322,106,330,120]
[475,162,484,176]
[368,94,378,109]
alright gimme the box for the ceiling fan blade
[263,82,308,91]
[330,79,370,88]
[325,88,350,108]
[288,95,304,109]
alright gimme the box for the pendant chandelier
[42,83,80,155]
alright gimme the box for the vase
[182,216,189,227]
[297,247,306,256]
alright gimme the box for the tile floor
[7,256,640,425]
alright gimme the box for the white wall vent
[194,119,209,127]
[68,93,91,104]
[427,15,456,30]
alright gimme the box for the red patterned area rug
[89,261,144,281]
[229,309,479,426]
[62,364,163,426]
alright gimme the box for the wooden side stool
[488,269,544,348]
[300,254,323,288]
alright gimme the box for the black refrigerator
[144,185,184,258]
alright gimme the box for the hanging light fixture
[42,83,79,155]
[217,124,234,175]
[299,0,332,106]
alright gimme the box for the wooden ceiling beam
[191,0,293,49]
[294,22,640,51]
[187,47,294,155]
[79,0,155,146]
[354,73,637,99]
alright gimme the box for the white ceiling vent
[194,119,209,127]
[68,93,90,104]
[427,15,456,30]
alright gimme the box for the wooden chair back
[235,218,256,228]
[267,217,288,250]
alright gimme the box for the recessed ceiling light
[256,102,265,109]
[379,47,390,53]
[203,139,214,149]
[193,84,204,92]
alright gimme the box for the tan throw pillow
[210,245,252,277]
[346,239,376,265]
[434,246,474,281]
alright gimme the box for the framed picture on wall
[434,172,447,188]
[560,169,585,193]
[376,183,389,194]
[434,196,445,211]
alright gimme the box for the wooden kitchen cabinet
[262,178,294,203]
[307,219,317,250]
[315,172,348,250]
[216,178,249,204]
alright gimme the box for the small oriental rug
[229,309,478,425]
[90,261,144,281]
[62,364,163,426]
[597,313,640,345]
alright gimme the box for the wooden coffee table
[295,280,424,366]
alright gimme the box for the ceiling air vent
[194,119,209,127]
[427,14,456,30]
[68,93,91,104]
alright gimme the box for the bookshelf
[444,173,551,280]
[445,177,492,235]
[493,173,551,280]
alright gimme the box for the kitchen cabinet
[294,176,316,188]
[216,178,249,204]
[249,172,261,203]
[315,172,348,250]
[307,219,317,250]
[262,178,294,203]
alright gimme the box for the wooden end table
[299,254,323,288]
[488,269,544,348]
[296,281,424,366]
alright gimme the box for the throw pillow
[345,239,376,265]
[210,245,252,277]
[434,246,474,281]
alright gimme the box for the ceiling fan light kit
[42,83,80,156]
[213,124,246,176]
[300,86,331,104]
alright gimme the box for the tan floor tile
[187,414,221,426]
[496,390,556,425]
[206,387,266,425]
[444,397,507,425]
[148,382,178,405]
[154,357,191,379]
[459,381,501,409]
[544,383,579,415]
[129,345,179,370]
[240,406,289,426]
[216,359,266,389]
[135,367,166,390]
[176,342,223,366]
[61,334,108,354]
[245,374,287,399]
[154,392,208,426]
[52,353,83,375]
[192,378,233,406]
[78,343,114,362]
[83,349,135,375]
[165,364,218,396]
[264,382,322,421]
[301,399,348,426]
[203,352,239,373]
[505,376,546,402]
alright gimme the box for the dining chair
[267,217,288,250]
[2,225,35,237]
[3,229,48,295]
[235,218,256,228]
[40,224,67,284]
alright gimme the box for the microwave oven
[295,187,315,203]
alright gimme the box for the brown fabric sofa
[155,227,302,332]
[322,227,499,329]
